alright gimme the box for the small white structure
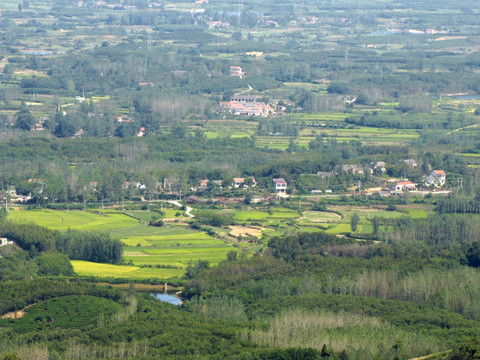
[395,181,417,192]
[273,178,287,194]
[0,238,13,247]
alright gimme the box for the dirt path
[0,303,37,319]
[167,200,194,218]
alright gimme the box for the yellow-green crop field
[8,209,230,280]
[8,209,139,231]
[8,203,432,279]
[71,260,184,279]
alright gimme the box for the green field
[0,295,122,333]
[7,204,431,279]
[8,209,229,279]
[71,260,184,279]
[8,209,139,231]
[233,207,300,221]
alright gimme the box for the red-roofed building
[425,170,446,187]
[395,181,417,192]
[230,66,244,78]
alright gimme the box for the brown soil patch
[435,36,467,41]
[229,225,262,238]
[1,303,36,319]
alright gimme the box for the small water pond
[150,292,182,306]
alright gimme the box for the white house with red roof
[395,181,417,192]
[425,170,446,187]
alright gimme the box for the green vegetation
[0,295,122,333]
[1,0,480,358]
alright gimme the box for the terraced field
[8,204,432,279]
[8,209,230,280]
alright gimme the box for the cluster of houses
[192,177,287,195]
[218,94,291,117]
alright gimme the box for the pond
[150,292,182,306]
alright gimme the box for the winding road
[167,200,194,218]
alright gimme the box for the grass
[8,209,139,231]
[123,252,230,267]
[8,209,226,278]
[71,260,184,279]
[299,211,342,223]
[121,233,222,247]
[0,295,122,333]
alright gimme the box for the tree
[227,250,237,261]
[171,122,187,138]
[15,109,35,131]
[350,213,360,233]
[466,241,480,268]
[232,31,242,41]
[54,114,77,137]
[36,252,74,276]
[184,259,210,279]
[371,216,380,236]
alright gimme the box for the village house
[394,181,417,192]
[196,179,223,190]
[377,189,391,197]
[425,170,446,187]
[219,101,272,117]
[273,178,287,194]
[233,177,256,188]
[230,95,258,102]
[230,66,245,78]
[370,161,386,174]
[338,164,365,175]
[207,21,230,29]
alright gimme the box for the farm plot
[71,260,184,279]
[255,136,291,150]
[298,211,342,224]
[8,209,139,231]
[233,207,300,222]
[8,209,231,279]
[298,127,420,146]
